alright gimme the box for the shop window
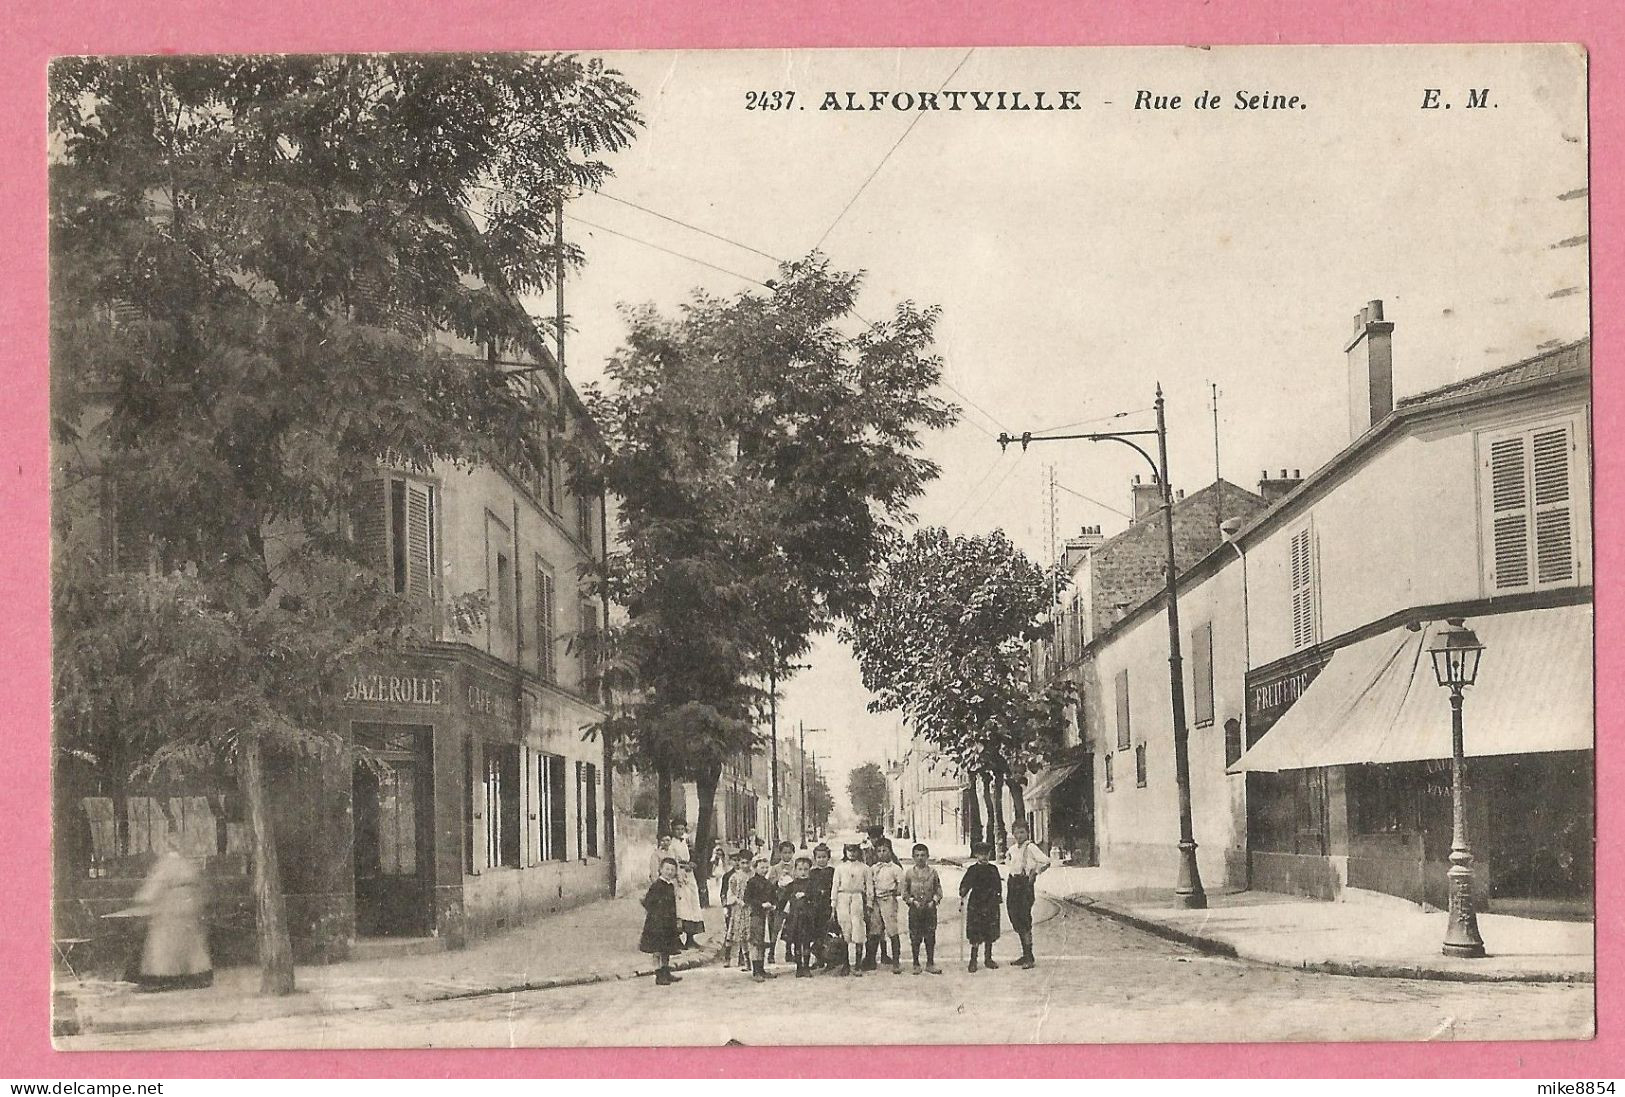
[533,751,567,861]
[1191,621,1215,727]
[1289,523,1319,650]
[354,476,436,601]
[1135,743,1148,788]
[1481,419,1586,592]
[1114,669,1131,751]
[535,561,557,683]
[484,742,520,869]
[463,737,476,873]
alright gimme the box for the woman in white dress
[667,820,705,948]
[131,830,213,991]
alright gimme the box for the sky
[527,45,1590,799]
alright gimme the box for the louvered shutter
[1531,426,1575,584]
[536,566,557,683]
[1489,435,1532,590]
[1290,529,1315,649]
[1114,669,1131,751]
[405,482,432,600]
[353,479,391,582]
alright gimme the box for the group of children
[713,838,947,982]
[638,822,1053,987]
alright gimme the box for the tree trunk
[694,761,721,909]
[237,733,295,996]
[982,771,1006,858]
[965,781,983,847]
[656,767,672,836]
[1007,776,1027,834]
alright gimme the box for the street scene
[49,44,1593,1050]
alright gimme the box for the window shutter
[1289,528,1316,649]
[1531,426,1575,584]
[1191,622,1215,726]
[1489,435,1532,589]
[1114,669,1131,751]
[585,763,599,857]
[536,566,557,683]
[405,482,433,600]
[548,754,568,861]
[353,478,390,580]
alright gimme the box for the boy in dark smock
[743,856,778,983]
[639,857,684,986]
[958,841,1003,973]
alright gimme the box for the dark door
[353,724,432,937]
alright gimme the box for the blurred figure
[131,830,212,992]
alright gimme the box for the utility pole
[1211,381,1223,532]
[997,386,1207,909]
[798,721,807,847]
[769,663,779,847]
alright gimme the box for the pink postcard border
[0,0,1616,1079]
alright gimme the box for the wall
[1246,390,1592,669]
[462,858,611,938]
[1079,557,1250,889]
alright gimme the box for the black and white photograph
[47,44,1594,1050]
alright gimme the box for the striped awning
[1232,602,1593,772]
[1022,761,1084,804]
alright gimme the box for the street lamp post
[997,384,1207,909]
[1428,618,1487,958]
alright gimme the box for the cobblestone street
[64,893,1593,1050]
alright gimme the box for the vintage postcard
[48,43,1592,1050]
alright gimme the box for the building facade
[1031,301,1592,913]
[55,281,615,963]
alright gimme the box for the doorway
[353,723,432,937]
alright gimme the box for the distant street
[66,889,1592,1050]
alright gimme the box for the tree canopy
[843,526,1072,847]
[587,256,956,867]
[50,53,641,993]
[846,762,890,827]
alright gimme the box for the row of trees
[845,528,1073,855]
[586,260,957,896]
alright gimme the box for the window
[496,553,513,632]
[535,561,557,684]
[1191,621,1215,727]
[485,512,514,657]
[1482,420,1585,592]
[1104,752,1115,792]
[576,494,595,552]
[354,477,436,600]
[1224,717,1243,769]
[533,751,567,861]
[1289,524,1318,650]
[1114,668,1131,751]
[484,743,520,869]
[1135,743,1148,788]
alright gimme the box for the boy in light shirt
[870,840,905,974]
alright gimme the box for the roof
[1087,477,1265,559]
[1396,339,1590,409]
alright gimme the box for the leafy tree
[588,256,955,891]
[50,54,640,994]
[844,527,1073,854]
[846,762,890,827]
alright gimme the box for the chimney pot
[1344,298,1395,440]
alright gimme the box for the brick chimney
[1345,299,1394,440]
[1130,474,1163,523]
[1061,524,1105,573]
[1257,468,1302,506]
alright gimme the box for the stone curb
[1062,893,1595,985]
[60,944,726,1038]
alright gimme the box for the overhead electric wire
[565,214,773,287]
[812,49,975,252]
[595,191,786,263]
[943,451,1012,527]
[1031,406,1154,437]
[1055,481,1132,519]
[960,452,1027,526]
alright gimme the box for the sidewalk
[1040,865,1595,984]
[55,893,727,1039]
